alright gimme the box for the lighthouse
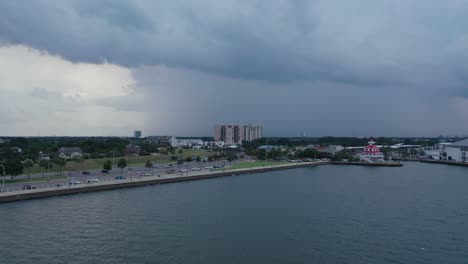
[359,138,384,163]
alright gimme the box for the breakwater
[0,161,330,203]
[331,161,403,167]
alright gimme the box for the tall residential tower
[214,124,263,145]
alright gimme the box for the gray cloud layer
[3,0,468,85]
[1,0,468,136]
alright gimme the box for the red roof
[363,145,382,154]
[363,150,382,154]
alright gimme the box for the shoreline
[0,161,330,203]
[0,160,411,204]
[419,159,468,167]
[331,161,403,167]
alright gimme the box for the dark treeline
[242,137,441,161]
[0,136,449,177]
[243,137,439,148]
[0,136,441,159]
[0,137,130,160]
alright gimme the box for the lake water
[1,162,468,264]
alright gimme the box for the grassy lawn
[224,161,291,170]
[5,175,68,184]
[22,149,211,176]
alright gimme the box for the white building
[146,136,178,147]
[425,149,441,160]
[176,139,204,148]
[204,141,225,148]
[446,139,468,162]
[316,145,345,156]
[58,147,83,159]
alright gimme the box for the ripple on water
[1,163,468,264]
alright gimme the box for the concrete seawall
[420,160,468,167]
[331,161,403,167]
[0,162,330,204]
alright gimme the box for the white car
[141,173,151,177]
[86,178,99,183]
[180,169,188,173]
[70,180,81,185]
[205,166,213,169]
[191,167,201,171]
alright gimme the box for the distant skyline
[2,1,468,137]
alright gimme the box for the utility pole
[1,164,5,192]
[47,160,50,187]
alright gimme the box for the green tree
[23,159,34,180]
[73,158,82,172]
[39,159,52,177]
[103,160,113,171]
[53,158,67,175]
[0,148,25,180]
[196,156,201,163]
[4,159,24,180]
[178,149,183,154]
[145,160,153,171]
[185,157,193,162]
[117,158,127,174]
[226,153,237,163]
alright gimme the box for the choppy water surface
[1,162,468,264]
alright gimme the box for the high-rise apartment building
[134,130,142,138]
[214,124,263,145]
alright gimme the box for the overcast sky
[1,0,468,137]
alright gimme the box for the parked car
[166,169,176,174]
[191,167,201,171]
[205,166,213,169]
[82,171,90,175]
[141,173,151,177]
[22,185,37,190]
[179,169,188,173]
[86,178,99,183]
[69,180,81,185]
[101,170,109,174]
[115,176,126,180]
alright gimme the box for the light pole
[1,165,5,192]
[47,160,50,187]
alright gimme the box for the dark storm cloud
[3,0,468,136]
[90,66,468,137]
[2,0,460,86]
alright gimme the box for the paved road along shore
[1,160,234,191]
[0,161,331,203]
